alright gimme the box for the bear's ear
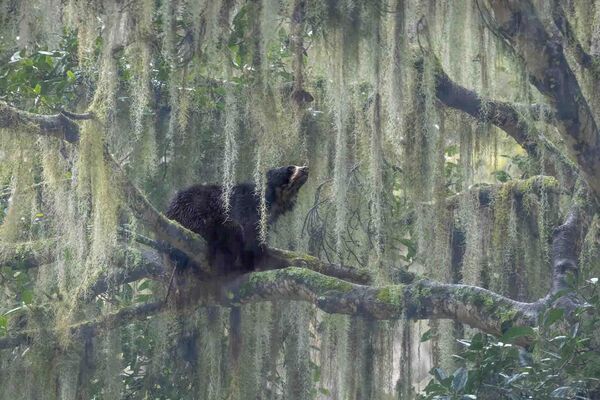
[266,168,277,181]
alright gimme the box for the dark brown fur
[166,165,308,273]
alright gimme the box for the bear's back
[166,182,260,237]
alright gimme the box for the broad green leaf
[550,386,572,397]
[432,367,448,385]
[544,308,564,328]
[421,329,433,342]
[452,367,468,391]
[501,326,535,343]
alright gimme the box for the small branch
[59,109,95,121]
[83,251,165,301]
[0,240,57,270]
[0,101,83,143]
[0,301,164,350]
[258,248,372,284]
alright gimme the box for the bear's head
[265,165,309,218]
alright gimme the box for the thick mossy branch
[215,268,541,338]
[489,0,600,200]
[0,267,540,349]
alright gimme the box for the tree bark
[0,88,583,351]
[489,0,600,200]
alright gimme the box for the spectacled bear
[166,165,309,273]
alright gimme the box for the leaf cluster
[420,279,600,399]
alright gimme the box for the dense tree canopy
[0,0,599,399]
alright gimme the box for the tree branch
[107,151,211,274]
[0,101,211,274]
[0,301,164,350]
[0,101,88,143]
[414,29,578,182]
[1,201,585,350]
[122,228,373,285]
[0,240,57,270]
[215,268,542,339]
[422,56,539,156]
[0,267,541,349]
[550,0,600,78]
[488,0,600,200]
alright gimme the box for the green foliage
[0,31,80,110]
[491,170,512,183]
[444,144,463,195]
[420,279,600,399]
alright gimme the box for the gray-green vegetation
[0,0,599,399]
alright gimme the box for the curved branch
[425,56,539,156]
[0,268,541,350]
[168,267,540,342]
[415,20,578,183]
[0,101,211,274]
[0,101,85,143]
[488,0,600,200]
